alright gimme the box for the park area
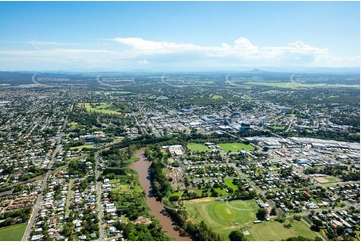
[218,142,254,152]
[78,103,120,114]
[0,223,27,241]
[187,143,210,152]
[184,198,312,240]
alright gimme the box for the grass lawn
[224,178,238,191]
[245,81,358,90]
[185,199,258,240]
[249,220,312,241]
[0,223,27,241]
[68,121,78,128]
[244,81,303,89]
[185,199,312,241]
[170,191,183,197]
[210,94,223,99]
[218,143,254,152]
[187,143,210,152]
[325,176,341,183]
[271,126,285,130]
[70,144,94,150]
[78,103,121,114]
[110,179,144,194]
[215,188,229,196]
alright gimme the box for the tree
[256,208,268,220]
[313,219,323,228]
[285,236,313,241]
[270,207,277,216]
[229,230,247,241]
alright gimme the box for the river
[130,148,192,241]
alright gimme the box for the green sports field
[184,199,312,240]
[0,223,27,241]
[218,143,254,152]
[187,143,210,152]
[78,103,121,114]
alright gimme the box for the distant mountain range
[1,66,359,75]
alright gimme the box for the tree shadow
[283,223,293,229]
[310,225,321,232]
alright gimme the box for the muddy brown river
[130,148,192,241]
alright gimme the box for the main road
[95,155,106,240]
[22,105,71,241]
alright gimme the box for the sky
[0,1,360,71]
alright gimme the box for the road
[22,105,71,241]
[285,115,296,132]
[95,154,106,240]
[96,181,105,240]
[22,171,50,241]
[65,179,75,217]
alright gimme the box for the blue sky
[0,1,359,71]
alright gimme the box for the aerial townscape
[0,1,359,242]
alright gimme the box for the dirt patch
[315,177,330,183]
[133,216,152,225]
[186,197,216,203]
[226,208,231,214]
[241,227,250,235]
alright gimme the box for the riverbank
[130,148,192,241]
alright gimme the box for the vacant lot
[187,143,210,152]
[185,199,311,240]
[218,143,254,152]
[0,223,27,241]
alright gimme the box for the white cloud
[0,37,358,69]
[112,37,202,54]
[138,59,149,64]
[234,37,258,52]
[30,39,75,50]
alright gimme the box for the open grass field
[0,223,27,241]
[248,219,313,241]
[185,199,259,239]
[245,81,303,89]
[110,179,143,194]
[218,143,254,152]
[210,94,223,99]
[325,176,342,183]
[187,143,210,152]
[78,103,120,114]
[314,177,330,184]
[245,81,359,90]
[185,199,311,240]
[70,144,94,150]
[224,178,238,191]
[68,121,79,128]
[271,126,285,130]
